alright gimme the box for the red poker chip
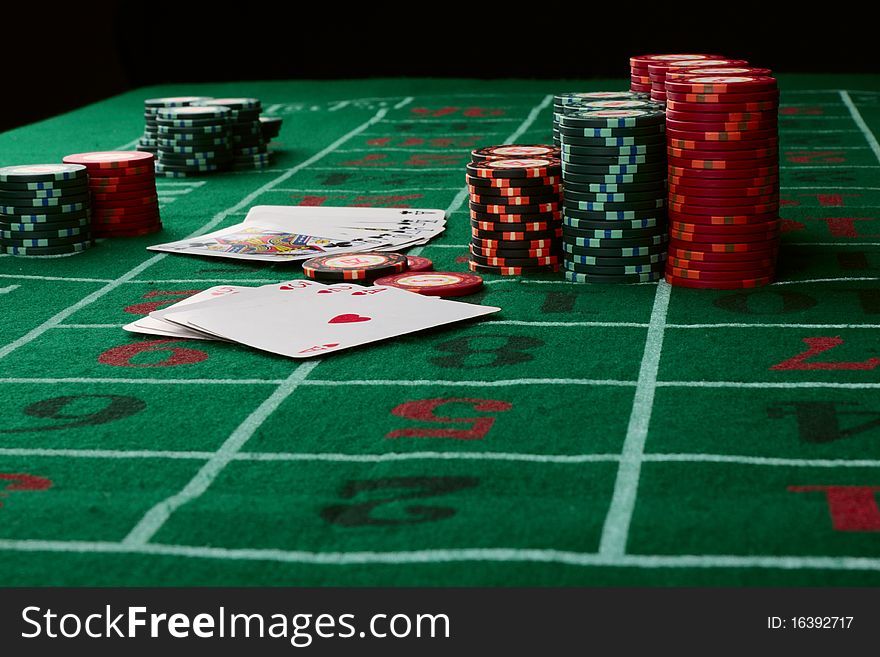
[91,215,162,229]
[668,256,776,272]
[373,271,483,297]
[670,201,778,217]
[470,193,560,206]
[631,84,653,93]
[466,157,562,179]
[471,145,559,161]
[93,224,163,238]
[666,68,772,83]
[91,188,160,202]
[668,156,778,170]
[669,193,778,207]
[665,274,772,289]
[668,165,777,179]
[666,120,777,134]
[667,127,777,141]
[669,236,779,252]
[668,137,778,152]
[669,209,778,224]
[466,174,562,189]
[668,174,778,189]
[63,151,155,170]
[668,183,776,198]
[87,182,156,196]
[84,165,155,178]
[668,146,777,160]
[667,265,775,281]
[91,203,160,217]
[406,255,433,272]
[92,195,161,210]
[666,75,777,94]
[670,229,778,244]
[668,245,778,262]
[666,111,776,126]
[630,54,725,67]
[631,75,652,84]
[670,219,779,235]
[647,59,750,77]
[471,246,558,258]
[665,88,780,104]
[472,237,557,250]
[666,99,778,113]
[650,92,667,102]
[86,174,157,188]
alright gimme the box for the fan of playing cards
[147,205,447,262]
[124,280,500,358]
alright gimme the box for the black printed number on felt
[0,395,146,433]
[321,476,479,527]
[430,335,544,369]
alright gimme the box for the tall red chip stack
[62,151,162,238]
[663,73,781,289]
[647,59,750,102]
[629,54,725,100]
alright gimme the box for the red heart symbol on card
[328,313,371,324]
[317,290,333,294]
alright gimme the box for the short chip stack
[630,54,724,103]
[302,251,409,282]
[137,96,212,155]
[466,149,563,276]
[553,92,648,147]
[663,74,781,289]
[0,164,93,256]
[558,102,669,283]
[195,98,270,170]
[259,116,283,142]
[63,151,161,237]
[154,106,234,177]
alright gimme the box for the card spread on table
[147,206,447,262]
[126,281,499,357]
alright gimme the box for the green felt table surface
[1,75,880,586]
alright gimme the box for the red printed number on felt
[387,398,513,440]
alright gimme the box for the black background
[3,2,878,132]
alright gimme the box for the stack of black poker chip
[154,105,234,177]
[557,99,670,283]
[0,164,93,257]
[194,98,271,170]
[138,96,213,155]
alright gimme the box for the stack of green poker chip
[552,92,652,146]
[138,96,213,155]
[154,105,234,176]
[193,98,271,170]
[556,102,669,283]
[0,164,94,256]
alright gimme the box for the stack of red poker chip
[663,74,781,289]
[61,151,161,238]
[629,54,724,97]
[466,148,563,276]
[646,59,749,101]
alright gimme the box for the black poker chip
[2,241,92,256]
[560,144,666,158]
[562,215,666,231]
[562,233,668,249]
[565,251,668,267]
[470,252,560,267]
[470,201,560,215]
[562,206,666,222]
[561,224,666,240]
[561,161,666,176]
[471,219,560,233]
[302,251,408,281]
[565,188,665,203]
[471,226,563,241]
[0,164,88,184]
[562,241,668,258]
[0,184,89,199]
[468,261,560,275]
[469,193,561,206]
[563,259,666,275]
